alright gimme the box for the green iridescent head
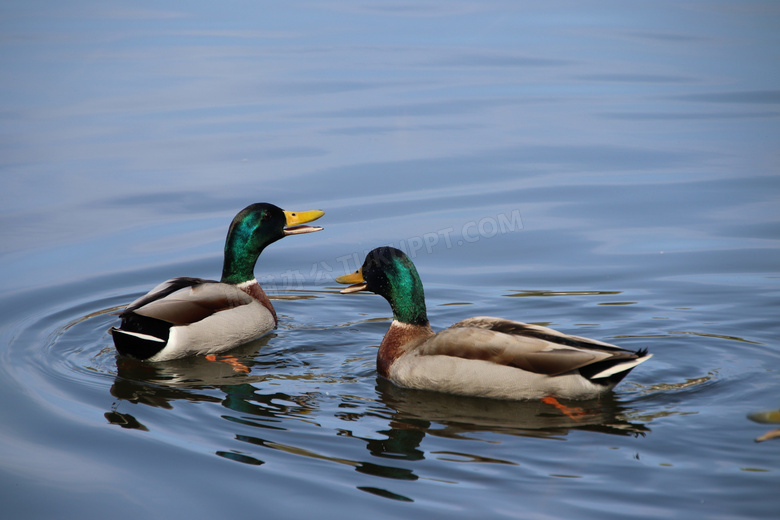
[221,203,324,284]
[337,246,429,326]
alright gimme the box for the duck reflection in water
[105,338,649,479]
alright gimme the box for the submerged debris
[747,408,780,443]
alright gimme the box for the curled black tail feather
[578,347,650,386]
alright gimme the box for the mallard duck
[336,247,651,400]
[110,203,324,361]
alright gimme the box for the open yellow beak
[335,268,367,294]
[283,209,325,235]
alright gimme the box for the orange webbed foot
[205,354,250,373]
[541,396,587,421]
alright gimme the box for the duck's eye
[260,211,271,222]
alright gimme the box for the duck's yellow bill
[336,268,367,293]
[283,209,325,235]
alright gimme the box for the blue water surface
[1,2,779,519]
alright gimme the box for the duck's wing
[451,316,628,351]
[421,316,647,377]
[123,277,254,325]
